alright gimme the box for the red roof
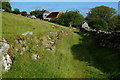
[47,12,60,18]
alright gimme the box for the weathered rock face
[81,22,120,50]
[0,40,12,72]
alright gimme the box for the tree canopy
[52,10,84,27]
[30,10,41,18]
[88,18,108,31]
[2,2,12,12]
[108,15,120,31]
[86,6,117,22]
[86,6,117,31]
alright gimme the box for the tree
[108,15,120,31]
[86,6,117,22]
[88,18,108,31]
[53,10,84,27]
[2,2,12,12]
[12,8,20,14]
[21,11,27,16]
[30,10,41,18]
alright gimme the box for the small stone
[0,42,10,55]
[15,48,18,52]
[36,45,39,48]
[19,40,23,44]
[47,35,51,40]
[20,52,23,55]
[32,54,40,60]
[22,47,26,52]
[22,31,33,36]
[2,54,12,71]
[15,40,18,43]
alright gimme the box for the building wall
[43,13,51,21]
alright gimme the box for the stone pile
[0,38,12,71]
[81,22,120,50]
[45,35,56,51]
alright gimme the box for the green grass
[2,12,120,78]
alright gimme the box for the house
[38,9,50,20]
[46,12,61,21]
[42,10,50,20]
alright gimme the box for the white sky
[9,0,120,2]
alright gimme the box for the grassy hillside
[2,12,120,78]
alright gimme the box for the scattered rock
[48,32,53,34]
[0,38,7,43]
[22,47,26,52]
[32,54,40,60]
[0,39,12,71]
[56,32,61,40]
[47,35,51,40]
[20,51,23,55]
[15,36,24,44]
[22,31,33,36]
[0,42,10,55]
[15,48,18,52]
[2,54,12,71]
[36,45,39,48]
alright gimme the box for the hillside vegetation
[2,12,120,78]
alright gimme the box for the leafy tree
[53,10,84,27]
[86,6,117,22]
[108,15,120,31]
[2,2,12,12]
[12,8,20,14]
[86,6,117,31]
[21,11,27,16]
[88,18,108,31]
[30,10,41,18]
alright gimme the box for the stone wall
[80,22,120,50]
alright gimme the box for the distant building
[38,9,50,20]
[46,12,61,21]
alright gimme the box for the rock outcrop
[0,38,12,71]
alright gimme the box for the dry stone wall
[81,22,120,50]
